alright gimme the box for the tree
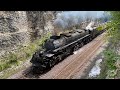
[106,11,120,48]
[101,12,120,79]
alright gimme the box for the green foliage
[106,11,120,44]
[6,52,18,63]
[0,53,18,72]
[103,49,120,70]
[101,12,120,78]
[0,63,11,72]
[106,69,117,79]
[96,24,107,31]
[0,32,51,72]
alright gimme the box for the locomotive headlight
[45,54,54,57]
[40,51,44,54]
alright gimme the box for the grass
[0,32,51,76]
[103,49,119,70]
[0,59,30,79]
[96,48,120,79]
[89,45,120,79]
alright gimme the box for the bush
[103,49,120,70]
[0,32,51,72]
[0,63,11,72]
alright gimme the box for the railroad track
[53,33,105,79]
[8,32,106,79]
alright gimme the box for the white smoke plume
[53,11,110,30]
[86,21,95,30]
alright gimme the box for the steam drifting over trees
[53,11,110,31]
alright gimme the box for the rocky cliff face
[26,11,55,41]
[0,11,57,55]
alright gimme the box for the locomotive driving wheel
[89,36,92,41]
[79,42,84,48]
[73,44,79,51]
[49,55,62,67]
[32,66,44,74]
[57,55,62,61]
[66,48,72,55]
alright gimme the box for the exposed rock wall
[0,11,57,56]
[26,11,55,41]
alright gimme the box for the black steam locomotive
[30,28,104,73]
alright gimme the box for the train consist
[30,22,105,73]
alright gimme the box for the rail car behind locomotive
[30,27,104,73]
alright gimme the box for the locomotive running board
[53,34,91,52]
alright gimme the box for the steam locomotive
[30,25,105,73]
